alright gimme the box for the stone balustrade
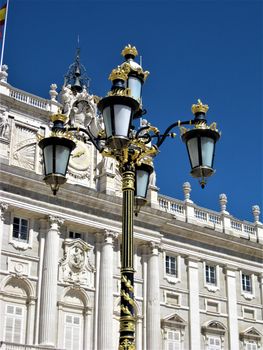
[0,81,60,113]
[157,193,263,243]
[0,342,64,350]
[9,88,49,110]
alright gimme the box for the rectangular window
[12,217,29,242]
[206,265,216,284]
[206,300,219,313]
[246,342,257,350]
[167,330,180,350]
[4,304,24,343]
[166,255,177,276]
[242,274,252,292]
[64,313,82,350]
[208,336,221,350]
[69,231,82,239]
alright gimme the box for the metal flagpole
[0,0,10,70]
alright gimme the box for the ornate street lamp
[38,45,220,350]
[38,114,76,195]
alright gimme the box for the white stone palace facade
[0,64,262,350]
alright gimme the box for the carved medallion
[59,239,95,286]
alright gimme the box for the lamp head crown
[108,66,128,82]
[121,44,138,58]
[50,113,68,123]
[191,99,209,115]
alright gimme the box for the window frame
[4,303,26,344]
[203,262,220,292]
[63,311,83,350]
[164,253,181,284]
[240,271,255,300]
[9,213,33,250]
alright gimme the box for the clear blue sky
[3,0,263,222]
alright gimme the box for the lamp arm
[156,119,194,148]
[68,126,103,152]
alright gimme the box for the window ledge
[241,292,255,300]
[9,240,31,251]
[205,284,219,292]
[165,275,180,284]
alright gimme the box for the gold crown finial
[50,113,68,123]
[121,44,138,58]
[191,99,209,115]
[108,66,128,82]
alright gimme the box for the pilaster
[187,256,200,350]
[225,265,239,350]
[0,202,8,256]
[39,215,64,346]
[146,242,161,350]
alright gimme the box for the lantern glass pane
[128,76,142,101]
[136,169,149,198]
[201,137,215,167]
[55,145,71,175]
[103,106,113,138]
[114,104,131,137]
[187,138,199,168]
[43,145,53,175]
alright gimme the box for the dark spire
[64,39,90,94]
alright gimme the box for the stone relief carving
[12,125,37,170]
[60,84,102,136]
[0,109,10,139]
[59,239,95,287]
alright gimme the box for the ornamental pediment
[162,313,186,328]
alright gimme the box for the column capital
[141,241,162,255]
[48,215,64,229]
[0,202,8,220]
[224,264,238,276]
[186,255,200,268]
[96,229,119,244]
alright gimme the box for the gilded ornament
[49,113,68,123]
[121,305,132,316]
[121,275,134,292]
[107,88,131,97]
[109,66,128,82]
[121,44,138,58]
[119,339,136,350]
[121,290,135,306]
[120,319,135,332]
[191,99,209,114]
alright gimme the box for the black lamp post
[38,45,220,350]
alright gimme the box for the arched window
[0,276,35,345]
[201,320,227,350]
[161,313,186,350]
[58,287,91,350]
[240,327,262,350]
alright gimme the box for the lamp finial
[191,99,209,115]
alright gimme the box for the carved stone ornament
[12,125,37,170]
[68,140,91,179]
[0,109,10,139]
[59,239,95,287]
[0,202,8,220]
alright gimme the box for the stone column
[97,230,117,350]
[225,266,239,349]
[39,215,64,346]
[0,202,8,256]
[187,257,200,350]
[146,242,161,350]
[34,218,47,344]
